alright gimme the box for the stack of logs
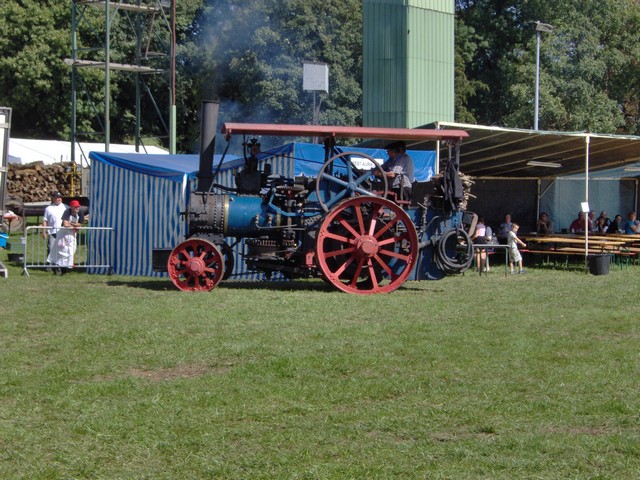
[5,161,82,202]
[425,171,475,211]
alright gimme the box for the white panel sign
[303,62,329,93]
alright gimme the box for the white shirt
[43,203,67,235]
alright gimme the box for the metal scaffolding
[68,0,176,165]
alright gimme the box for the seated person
[569,211,589,233]
[235,139,262,194]
[608,214,623,234]
[497,213,512,244]
[624,211,640,234]
[536,212,553,235]
[588,210,597,232]
[594,215,608,233]
[376,141,414,203]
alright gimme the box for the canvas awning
[422,122,640,179]
[416,122,640,265]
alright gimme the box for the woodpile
[416,170,475,211]
[459,172,476,211]
[6,161,82,202]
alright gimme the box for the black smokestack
[197,100,220,192]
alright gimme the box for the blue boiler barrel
[224,195,281,237]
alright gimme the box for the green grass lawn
[1,251,639,479]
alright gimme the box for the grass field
[1,250,639,479]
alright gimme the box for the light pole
[534,21,553,130]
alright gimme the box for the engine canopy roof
[222,123,468,143]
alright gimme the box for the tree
[0,1,72,139]
[454,18,489,124]
[4,0,640,147]
[455,0,640,134]
[189,0,363,136]
[0,0,205,150]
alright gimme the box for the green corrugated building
[363,0,455,128]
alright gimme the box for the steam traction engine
[162,109,473,294]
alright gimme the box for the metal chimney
[196,100,220,192]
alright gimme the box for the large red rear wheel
[316,196,418,294]
[167,238,225,291]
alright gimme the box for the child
[508,223,527,274]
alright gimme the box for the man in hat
[377,140,415,202]
[236,139,262,194]
[42,191,67,265]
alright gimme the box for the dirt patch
[547,426,615,436]
[127,363,230,382]
[92,363,232,383]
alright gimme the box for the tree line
[1,0,639,153]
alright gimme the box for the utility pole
[534,21,553,130]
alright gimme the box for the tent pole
[536,179,541,225]
[584,135,590,272]
[435,121,441,175]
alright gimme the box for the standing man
[42,191,67,266]
[379,141,414,202]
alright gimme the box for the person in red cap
[52,199,86,274]
[62,199,85,229]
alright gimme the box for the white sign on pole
[303,62,329,93]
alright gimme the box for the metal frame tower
[0,107,11,218]
[68,0,176,167]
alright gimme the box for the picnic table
[585,233,640,246]
[519,233,630,269]
[583,233,640,266]
[521,234,625,251]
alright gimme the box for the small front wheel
[167,238,225,291]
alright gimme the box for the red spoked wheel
[167,238,225,291]
[316,196,418,294]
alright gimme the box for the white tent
[8,138,167,166]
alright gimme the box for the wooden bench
[614,247,638,269]
[525,248,635,269]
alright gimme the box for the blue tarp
[264,143,436,181]
[90,152,244,182]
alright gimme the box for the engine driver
[235,139,262,194]
[376,140,415,203]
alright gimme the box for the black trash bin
[588,254,610,276]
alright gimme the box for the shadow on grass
[105,278,338,293]
[104,277,442,293]
[219,279,336,292]
[106,280,175,291]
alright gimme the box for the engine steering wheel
[315,151,388,212]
